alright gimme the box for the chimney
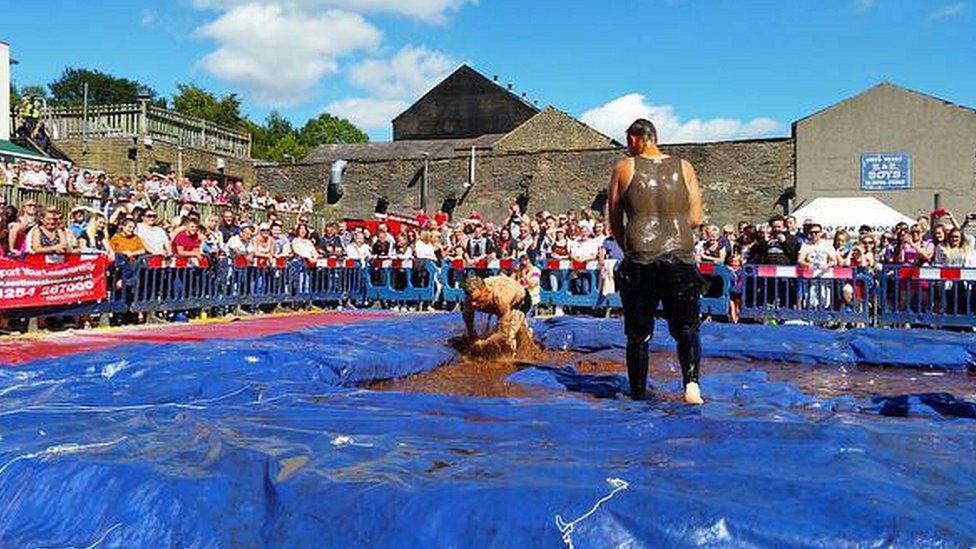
[507,83,513,91]
[0,41,9,140]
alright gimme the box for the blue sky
[4,0,974,142]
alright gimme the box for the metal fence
[42,103,252,159]
[5,254,976,330]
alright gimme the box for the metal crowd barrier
[740,265,873,324]
[8,253,976,329]
[365,258,439,305]
[875,265,976,328]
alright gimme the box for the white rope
[0,436,127,477]
[38,521,123,549]
[554,477,629,549]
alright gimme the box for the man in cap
[461,274,535,358]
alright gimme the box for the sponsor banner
[0,255,109,310]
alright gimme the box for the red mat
[0,312,390,366]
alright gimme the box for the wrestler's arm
[682,160,704,229]
[608,157,632,253]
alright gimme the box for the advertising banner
[0,255,109,310]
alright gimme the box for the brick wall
[55,138,255,184]
[259,137,794,226]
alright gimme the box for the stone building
[794,82,976,217]
[393,65,540,141]
[260,65,794,226]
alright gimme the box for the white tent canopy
[790,197,915,235]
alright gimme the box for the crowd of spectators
[5,156,976,329]
[0,160,315,213]
[694,209,976,271]
[5,167,976,274]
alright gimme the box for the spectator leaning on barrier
[202,215,225,256]
[30,207,70,254]
[172,219,204,259]
[137,210,172,256]
[696,225,726,264]
[252,223,275,262]
[109,218,146,258]
[291,224,319,262]
[345,230,372,260]
[81,213,112,256]
[798,222,838,309]
[226,223,255,260]
[935,227,974,267]
[751,215,798,265]
[318,223,345,258]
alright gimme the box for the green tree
[19,84,47,99]
[171,83,247,129]
[10,83,20,107]
[299,112,368,146]
[47,67,159,106]
[250,111,297,160]
[264,133,309,163]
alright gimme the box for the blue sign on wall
[861,152,911,191]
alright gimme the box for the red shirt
[435,211,448,226]
[172,231,202,253]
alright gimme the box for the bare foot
[684,382,704,405]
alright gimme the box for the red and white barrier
[754,265,855,279]
[146,255,211,269]
[232,256,287,268]
[313,257,361,269]
[897,267,976,281]
[372,258,414,269]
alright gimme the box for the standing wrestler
[607,119,705,404]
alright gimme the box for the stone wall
[55,138,255,184]
[493,108,616,153]
[259,137,794,226]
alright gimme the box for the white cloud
[853,0,876,12]
[140,9,156,26]
[196,4,381,106]
[321,45,457,130]
[929,1,965,20]
[348,45,456,100]
[191,0,473,24]
[324,97,407,129]
[580,93,782,144]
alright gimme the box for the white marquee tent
[790,197,915,234]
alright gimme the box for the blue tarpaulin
[1,313,975,547]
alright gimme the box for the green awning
[0,139,57,163]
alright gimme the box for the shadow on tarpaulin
[0,313,975,548]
